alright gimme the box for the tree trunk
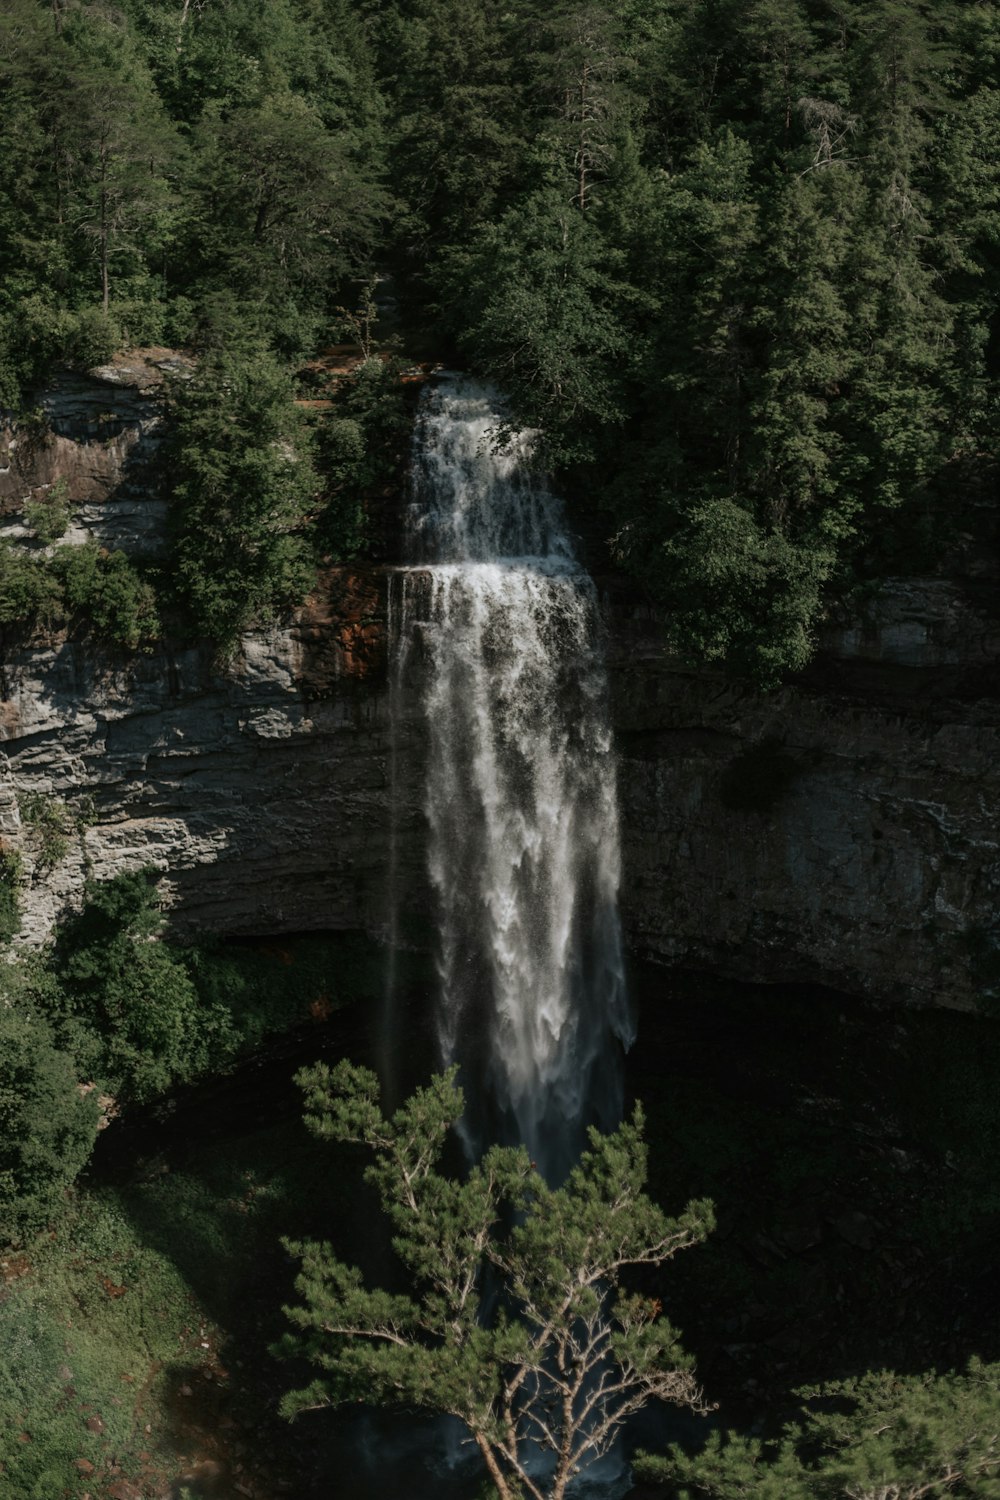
[100,149,110,314]
[551,1385,575,1499]
[578,61,589,211]
[475,1434,516,1500]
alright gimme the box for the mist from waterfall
[390,375,633,1178]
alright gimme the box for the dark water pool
[89,943,1000,1497]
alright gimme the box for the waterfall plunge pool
[87,939,1000,1498]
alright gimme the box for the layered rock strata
[611,580,1000,1010]
[1,355,997,1009]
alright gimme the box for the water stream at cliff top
[388,375,633,1176]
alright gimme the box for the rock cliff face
[1,357,997,1010]
[0,353,422,947]
[0,349,190,555]
[0,571,426,949]
[611,585,1000,1010]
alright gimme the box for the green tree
[54,22,181,316]
[166,347,318,646]
[277,1063,714,1500]
[373,0,526,252]
[638,1360,1000,1499]
[0,1006,98,1244]
[48,869,205,1103]
[445,186,639,458]
[53,542,160,650]
[527,1,637,212]
[194,91,384,320]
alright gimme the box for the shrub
[0,1007,99,1244]
[18,791,72,871]
[52,542,160,649]
[0,848,23,942]
[66,307,119,369]
[24,479,71,545]
[51,870,205,1103]
[0,542,62,629]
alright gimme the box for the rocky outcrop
[0,352,426,953]
[0,572,425,947]
[0,348,190,555]
[610,579,1000,1011]
[2,567,995,1011]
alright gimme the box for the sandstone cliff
[611,581,1000,1010]
[1,355,997,1011]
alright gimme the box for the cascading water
[390,375,634,1178]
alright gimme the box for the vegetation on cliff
[0,870,370,1242]
[0,0,996,675]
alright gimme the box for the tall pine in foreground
[277,1063,715,1500]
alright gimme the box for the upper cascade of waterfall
[407,375,579,570]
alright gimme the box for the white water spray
[392,376,633,1175]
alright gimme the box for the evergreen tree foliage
[637,1360,1000,1498]
[277,1063,715,1500]
[0,0,995,670]
[0,1006,99,1242]
[166,347,318,646]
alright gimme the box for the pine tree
[277,1063,714,1500]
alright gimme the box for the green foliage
[638,1361,1000,1498]
[0,541,63,629]
[277,1065,714,1498]
[0,846,23,942]
[166,349,318,646]
[43,869,205,1103]
[18,791,73,871]
[617,498,835,687]
[24,479,71,545]
[312,354,413,558]
[0,1190,211,1495]
[418,0,999,680]
[0,1006,98,1243]
[0,0,997,673]
[444,187,638,459]
[28,872,360,1105]
[0,537,158,648]
[51,541,160,649]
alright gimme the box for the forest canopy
[0,0,997,679]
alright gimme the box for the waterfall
[391,375,633,1176]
